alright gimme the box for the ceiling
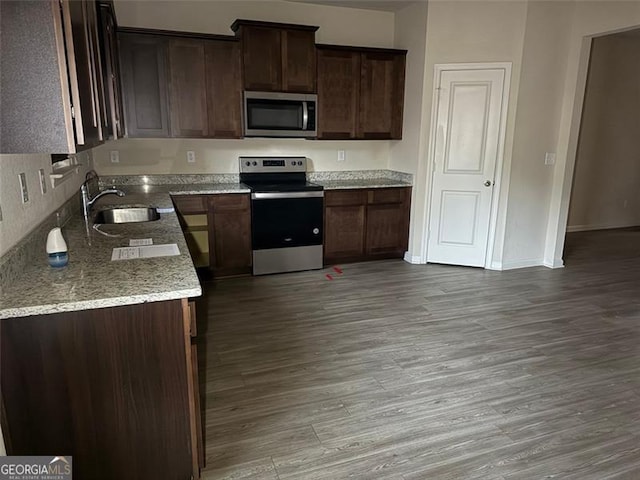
[286,0,419,12]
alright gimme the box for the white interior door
[427,67,508,267]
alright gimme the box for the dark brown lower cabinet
[173,194,252,277]
[209,194,252,277]
[1,298,202,480]
[324,187,411,265]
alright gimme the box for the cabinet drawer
[325,190,367,207]
[210,194,250,212]
[367,188,408,205]
[172,195,207,214]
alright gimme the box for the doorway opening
[563,28,640,266]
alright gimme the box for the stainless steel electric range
[239,156,324,276]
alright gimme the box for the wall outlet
[110,150,120,163]
[18,172,29,203]
[38,168,47,195]
[544,152,556,165]
[337,150,346,162]
[187,151,196,163]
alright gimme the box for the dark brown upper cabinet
[118,29,242,139]
[98,2,125,140]
[317,48,361,139]
[317,45,406,140]
[0,0,106,153]
[231,20,318,93]
[119,32,171,137]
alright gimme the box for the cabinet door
[66,0,104,146]
[365,188,410,257]
[98,4,124,139]
[119,32,170,137]
[358,51,406,140]
[205,40,243,138]
[209,195,252,276]
[324,190,367,262]
[241,26,282,91]
[169,38,208,137]
[317,48,360,139]
[282,29,316,93]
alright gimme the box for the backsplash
[92,138,393,176]
[0,194,81,289]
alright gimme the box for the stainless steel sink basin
[94,207,160,224]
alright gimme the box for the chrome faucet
[81,171,125,221]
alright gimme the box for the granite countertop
[0,187,206,320]
[314,178,413,190]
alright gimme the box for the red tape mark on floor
[333,266,343,275]
[325,274,334,281]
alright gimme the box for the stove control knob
[313,228,320,235]
[245,161,251,166]
[252,161,258,166]
[297,161,303,166]
[291,160,296,166]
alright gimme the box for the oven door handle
[251,191,324,200]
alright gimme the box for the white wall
[405,0,528,266]
[92,138,389,175]
[0,152,93,256]
[114,0,395,47]
[501,1,574,269]
[390,2,429,260]
[567,32,640,232]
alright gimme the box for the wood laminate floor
[197,228,640,479]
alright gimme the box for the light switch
[110,150,120,163]
[187,151,196,163]
[337,150,346,162]
[545,152,556,165]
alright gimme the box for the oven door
[251,192,323,249]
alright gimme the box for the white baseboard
[500,258,544,271]
[403,252,423,264]
[566,222,640,233]
[543,258,564,269]
[487,261,502,271]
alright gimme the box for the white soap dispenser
[46,227,68,268]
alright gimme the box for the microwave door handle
[302,101,309,131]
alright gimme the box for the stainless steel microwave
[244,91,317,138]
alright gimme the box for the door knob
[484,180,493,187]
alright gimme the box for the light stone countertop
[0,186,221,319]
[314,178,413,190]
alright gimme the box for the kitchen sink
[94,207,160,224]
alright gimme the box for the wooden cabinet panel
[359,51,406,140]
[324,187,411,264]
[98,4,125,139]
[169,38,208,137]
[325,189,367,207]
[317,48,360,139]
[1,300,195,479]
[366,203,409,256]
[241,26,282,91]
[282,29,316,93]
[232,20,318,93]
[119,32,170,137]
[368,187,406,205]
[172,195,207,214]
[324,204,366,261]
[317,45,406,141]
[209,194,252,276]
[205,40,243,138]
